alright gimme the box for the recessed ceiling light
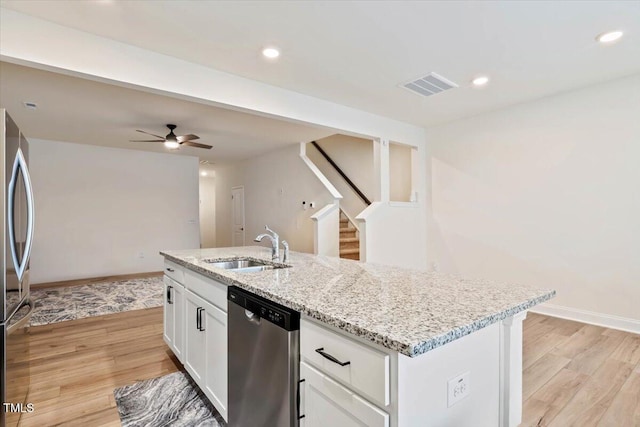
[596,30,623,44]
[164,141,180,149]
[471,76,490,87]
[201,171,208,177]
[262,47,280,59]
[23,102,38,110]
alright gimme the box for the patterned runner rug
[114,371,225,427]
[29,276,164,326]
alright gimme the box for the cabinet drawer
[301,319,390,407]
[184,269,227,313]
[164,260,184,283]
[301,362,389,427]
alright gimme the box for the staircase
[339,212,360,260]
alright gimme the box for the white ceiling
[1,1,639,128]
[0,62,335,163]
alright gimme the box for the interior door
[231,186,245,246]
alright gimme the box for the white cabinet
[301,318,390,407]
[204,300,228,417]
[185,289,207,385]
[163,275,184,362]
[164,259,184,283]
[300,319,389,427]
[300,362,389,427]
[165,262,229,422]
[184,289,228,421]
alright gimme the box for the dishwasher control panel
[228,286,300,331]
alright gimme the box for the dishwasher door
[228,287,300,427]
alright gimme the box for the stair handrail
[310,141,372,206]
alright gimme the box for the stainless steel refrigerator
[1,109,34,427]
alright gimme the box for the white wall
[29,139,200,283]
[307,136,414,214]
[215,144,335,253]
[428,74,640,326]
[358,202,427,270]
[389,142,413,202]
[199,173,216,248]
[307,134,373,220]
[1,10,430,269]
[0,9,426,147]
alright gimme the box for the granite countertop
[160,246,555,357]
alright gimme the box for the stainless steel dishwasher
[228,286,301,427]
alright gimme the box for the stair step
[340,236,359,250]
[339,237,359,243]
[339,228,356,234]
[340,253,360,261]
[339,248,360,255]
[340,241,359,250]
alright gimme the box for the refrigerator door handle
[7,147,35,283]
[6,299,34,335]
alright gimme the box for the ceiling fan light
[596,30,623,43]
[164,141,180,149]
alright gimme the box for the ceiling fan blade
[181,141,212,149]
[130,139,166,142]
[177,134,200,142]
[136,129,166,139]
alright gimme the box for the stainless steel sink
[203,258,287,273]
[233,265,275,273]
[205,259,269,269]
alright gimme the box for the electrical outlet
[137,251,145,259]
[447,371,470,407]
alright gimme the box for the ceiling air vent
[402,73,458,98]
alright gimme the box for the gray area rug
[114,371,225,427]
[29,276,164,326]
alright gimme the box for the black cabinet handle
[297,379,305,420]
[197,307,205,331]
[315,348,350,366]
[167,286,173,304]
[166,268,175,272]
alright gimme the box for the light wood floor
[521,312,640,427]
[14,309,639,426]
[17,308,181,426]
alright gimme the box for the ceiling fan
[130,124,212,150]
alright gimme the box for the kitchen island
[160,246,554,427]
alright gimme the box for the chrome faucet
[254,225,279,261]
[281,240,289,263]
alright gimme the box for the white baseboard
[530,303,640,335]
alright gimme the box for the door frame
[231,186,245,246]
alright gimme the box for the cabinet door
[163,276,175,350]
[172,282,185,362]
[185,290,207,386]
[203,301,228,421]
[300,362,389,427]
